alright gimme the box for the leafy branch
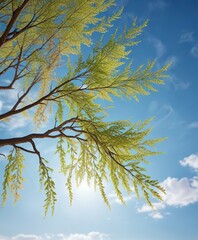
[0,0,169,214]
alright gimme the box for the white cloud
[190,44,198,57]
[66,232,110,240]
[180,153,198,171]
[148,37,166,58]
[5,115,29,131]
[0,233,110,240]
[150,212,164,219]
[0,83,36,113]
[0,87,18,102]
[162,177,198,207]
[188,121,198,129]
[138,176,198,219]
[0,114,30,131]
[0,235,9,240]
[54,234,65,240]
[138,202,165,213]
[137,202,165,219]
[43,234,54,240]
[138,154,198,219]
[108,192,133,205]
[179,31,194,43]
[191,177,198,188]
[148,0,168,11]
[11,234,42,240]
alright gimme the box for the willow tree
[0,0,168,215]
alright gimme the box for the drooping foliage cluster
[0,0,168,215]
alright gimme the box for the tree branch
[0,0,30,48]
[0,44,24,90]
[0,117,81,147]
[0,1,12,11]
[0,72,88,121]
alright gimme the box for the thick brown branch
[0,0,30,48]
[14,144,35,154]
[0,117,80,147]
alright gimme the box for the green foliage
[0,0,169,215]
[58,118,166,207]
[2,148,25,206]
[39,160,57,216]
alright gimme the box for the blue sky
[0,0,198,240]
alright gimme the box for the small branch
[0,72,87,121]
[14,144,35,154]
[29,140,43,164]
[0,1,12,11]
[11,69,41,111]
[0,153,6,158]
[0,44,24,90]
[108,149,135,178]
[0,56,17,78]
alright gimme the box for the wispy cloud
[0,232,110,240]
[11,234,42,240]
[138,202,165,219]
[148,0,169,12]
[138,202,165,213]
[150,212,164,219]
[168,74,190,90]
[108,192,133,205]
[172,81,190,90]
[165,56,190,91]
[148,36,166,58]
[0,100,3,111]
[188,121,198,129]
[148,102,174,126]
[155,104,174,123]
[148,102,188,131]
[179,31,194,43]
[166,55,178,68]
[9,116,30,131]
[138,154,198,219]
[0,115,31,131]
[180,153,198,171]
[123,12,136,23]
[65,232,110,240]
[0,83,21,113]
[0,86,19,102]
[190,44,198,58]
